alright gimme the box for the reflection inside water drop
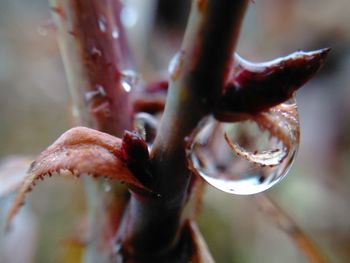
[189,99,299,195]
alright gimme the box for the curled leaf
[215,48,329,120]
[6,127,149,230]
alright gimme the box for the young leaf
[215,48,329,120]
[6,127,150,230]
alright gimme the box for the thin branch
[255,194,330,263]
[50,1,135,261]
[51,0,133,135]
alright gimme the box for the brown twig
[255,194,330,263]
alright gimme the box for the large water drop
[189,99,300,195]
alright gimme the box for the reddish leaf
[215,48,329,120]
[6,127,149,230]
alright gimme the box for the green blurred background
[0,0,349,262]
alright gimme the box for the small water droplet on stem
[112,28,119,39]
[98,16,107,32]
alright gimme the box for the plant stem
[50,0,133,135]
[50,0,133,262]
[117,0,249,259]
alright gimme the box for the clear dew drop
[168,52,180,74]
[121,80,132,93]
[103,181,112,192]
[120,69,141,93]
[98,16,107,32]
[112,28,119,39]
[189,98,300,195]
[168,51,184,81]
[133,112,158,150]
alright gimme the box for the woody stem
[117,0,249,259]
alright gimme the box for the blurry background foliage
[0,0,349,262]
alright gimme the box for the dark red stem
[116,0,249,260]
[52,0,134,135]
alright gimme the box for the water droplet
[98,16,107,32]
[133,112,158,150]
[168,51,184,81]
[121,80,131,93]
[189,98,299,195]
[121,70,140,85]
[103,181,112,192]
[120,69,140,93]
[112,28,119,39]
[121,7,138,28]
